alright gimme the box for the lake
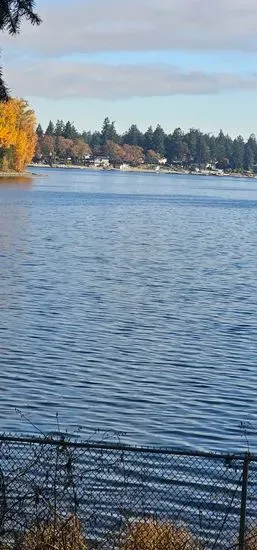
[0,168,257,452]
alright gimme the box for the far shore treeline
[35,117,257,172]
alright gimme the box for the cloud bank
[5,60,257,99]
[2,0,257,101]
[2,0,257,55]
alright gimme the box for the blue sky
[2,0,257,136]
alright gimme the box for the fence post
[239,453,250,550]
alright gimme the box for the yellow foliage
[0,98,37,172]
[120,519,196,550]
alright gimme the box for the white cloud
[5,59,257,99]
[2,0,257,101]
[1,0,257,55]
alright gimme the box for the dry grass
[1,515,199,550]
[120,518,197,550]
[21,515,87,550]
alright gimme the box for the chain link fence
[0,435,257,549]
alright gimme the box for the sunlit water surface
[1,168,257,451]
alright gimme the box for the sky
[1,0,257,136]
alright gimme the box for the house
[86,156,110,168]
[94,157,110,167]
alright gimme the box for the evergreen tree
[164,134,173,163]
[63,121,78,139]
[36,123,43,137]
[101,117,111,146]
[153,124,165,156]
[109,121,119,143]
[45,120,55,136]
[63,121,72,139]
[232,136,245,171]
[195,134,210,166]
[247,134,257,165]
[185,129,199,163]
[144,126,154,151]
[171,128,184,161]
[0,0,41,34]
[54,119,65,137]
[208,135,216,163]
[123,124,143,147]
[180,141,190,164]
[244,143,254,171]
[215,130,230,167]
[215,144,227,167]
[224,134,233,162]
[101,118,118,146]
[82,130,91,144]
[91,131,102,154]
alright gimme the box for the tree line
[35,118,257,172]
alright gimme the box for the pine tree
[144,126,154,151]
[90,131,102,154]
[172,128,184,161]
[244,143,254,171]
[0,0,41,34]
[101,117,110,147]
[185,129,199,163]
[109,121,119,143]
[101,118,118,147]
[208,135,216,163]
[153,124,165,157]
[36,123,43,137]
[45,120,55,136]
[195,134,210,166]
[123,124,143,147]
[63,121,78,139]
[232,136,245,171]
[54,119,65,137]
[247,134,257,165]
[81,130,91,144]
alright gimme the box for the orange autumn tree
[0,98,37,172]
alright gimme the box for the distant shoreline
[0,171,34,178]
[0,170,45,178]
[28,163,257,180]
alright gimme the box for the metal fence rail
[0,435,257,549]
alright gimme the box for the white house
[158,157,167,165]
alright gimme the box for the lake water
[1,168,257,452]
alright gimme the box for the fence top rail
[0,433,254,460]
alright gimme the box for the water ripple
[0,169,257,451]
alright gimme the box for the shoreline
[28,163,257,180]
[0,170,41,178]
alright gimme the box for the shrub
[120,518,196,550]
[22,515,87,550]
